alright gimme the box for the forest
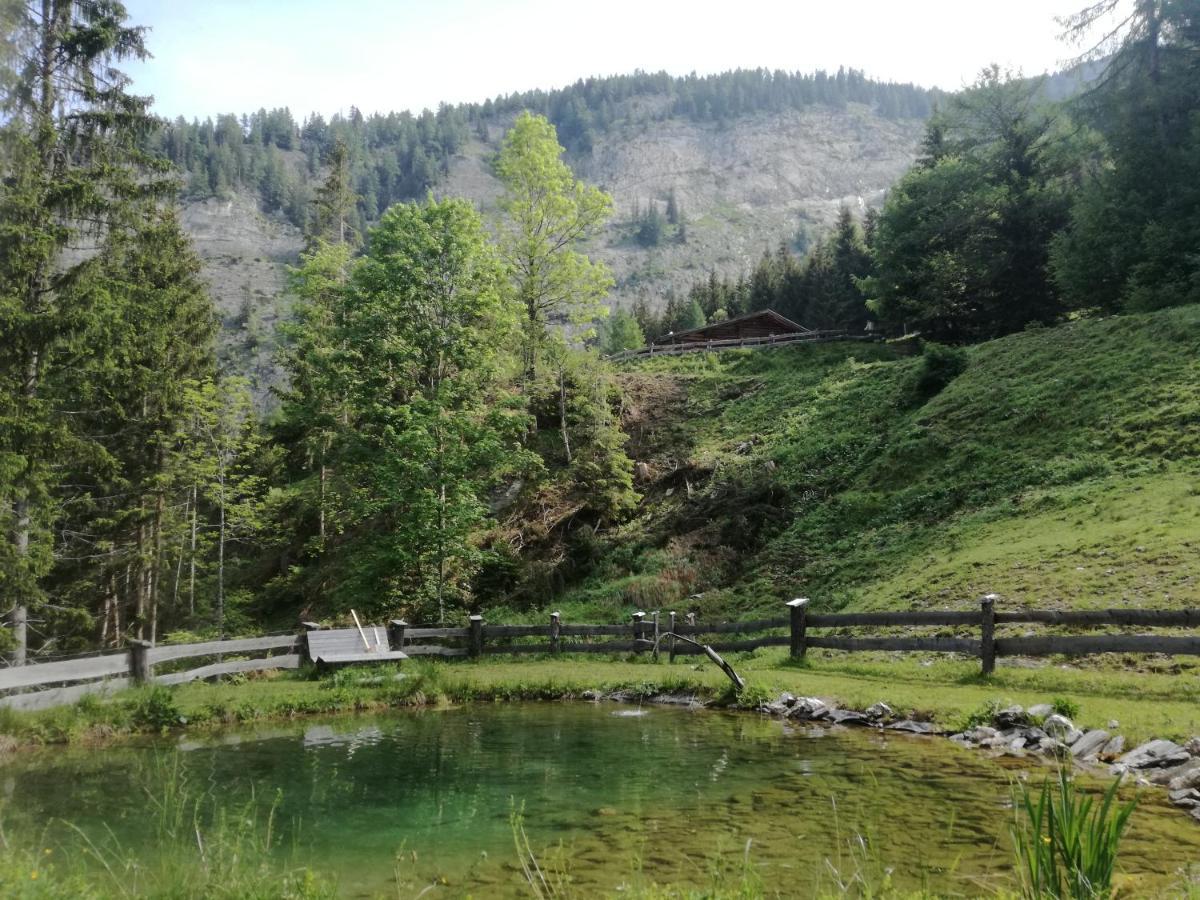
[145,67,940,234]
[2,0,1199,665]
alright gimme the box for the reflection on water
[9,702,1200,897]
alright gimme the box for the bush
[128,686,186,730]
[910,341,969,402]
[1052,697,1081,720]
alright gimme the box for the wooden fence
[605,329,877,362]
[4,596,1200,711]
[0,634,301,712]
[389,597,1200,674]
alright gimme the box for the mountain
[165,69,935,399]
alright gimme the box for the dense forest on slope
[147,68,940,234]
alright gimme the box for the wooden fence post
[129,639,153,684]
[550,611,561,655]
[668,611,677,663]
[632,611,645,653]
[387,619,407,651]
[469,614,484,658]
[787,598,809,660]
[652,611,660,661]
[980,594,997,675]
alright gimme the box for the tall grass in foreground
[0,756,333,899]
[1011,770,1137,900]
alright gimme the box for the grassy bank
[3,650,1197,750]
[539,304,1200,623]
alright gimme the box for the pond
[6,702,1199,896]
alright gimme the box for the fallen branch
[657,631,745,691]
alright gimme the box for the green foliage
[866,68,1080,341]
[127,686,187,730]
[602,309,646,355]
[909,341,968,402]
[1052,0,1200,315]
[495,112,613,379]
[1052,697,1081,720]
[1011,770,1137,899]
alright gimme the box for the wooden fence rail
[0,634,302,712]
[5,596,1200,711]
[390,596,1200,674]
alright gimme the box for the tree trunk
[188,482,198,616]
[216,453,226,639]
[558,367,572,464]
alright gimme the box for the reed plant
[1010,769,1137,899]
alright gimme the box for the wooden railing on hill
[605,329,878,361]
[3,597,1199,711]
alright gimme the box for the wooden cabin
[659,309,811,345]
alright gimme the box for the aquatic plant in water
[1011,769,1137,899]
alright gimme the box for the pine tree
[310,139,359,247]
[0,0,164,662]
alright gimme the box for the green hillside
[547,305,1200,619]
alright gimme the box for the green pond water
[7,702,1200,897]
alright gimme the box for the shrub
[128,686,186,730]
[910,341,969,402]
[1052,697,1081,720]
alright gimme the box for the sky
[122,0,1094,121]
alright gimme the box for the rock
[888,720,937,735]
[762,692,797,715]
[1185,736,1200,756]
[1168,764,1200,792]
[1192,807,1200,824]
[1107,720,1120,730]
[865,701,893,721]
[994,705,1028,729]
[1009,736,1028,751]
[1168,788,1200,808]
[1038,737,1071,757]
[827,709,871,726]
[1118,739,1191,770]
[1028,704,1055,718]
[949,733,969,744]
[967,726,998,742]
[1042,714,1076,740]
[633,462,653,482]
[1069,730,1111,760]
[582,689,604,701]
[1150,757,1200,787]
[786,697,830,721]
[1100,734,1126,759]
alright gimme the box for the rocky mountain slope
[181,102,923,399]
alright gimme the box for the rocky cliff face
[181,103,922,400]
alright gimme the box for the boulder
[1168,764,1200,792]
[967,726,998,743]
[1168,788,1200,808]
[865,701,893,721]
[994,705,1028,729]
[888,719,938,735]
[1028,704,1055,718]
[762,692,797,715]
[1042,714,1078,742]
[1150,757,1200,787]
[1069,730,1110,760]
[1038,737,1070,757]
[1118,739,1191,770]
[1185,736,1200,756]
[827,709,871,726]
[786,697,830,721]
[1100,734,1125,759]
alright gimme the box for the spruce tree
[0,0,164,661]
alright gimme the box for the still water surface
[8,702,1200,896]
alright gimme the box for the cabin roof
[662,309,811,343]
